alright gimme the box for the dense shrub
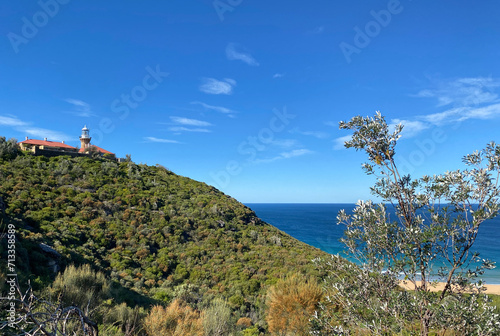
[48,264,110,313]
[143,300,204,336]
[266,273,323,336]
[203,298,232,336]
[0,137,19,161]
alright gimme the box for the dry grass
[266,274,323,336]
[143,299,204,336]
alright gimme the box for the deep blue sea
[246,203,500,285]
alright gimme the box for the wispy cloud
[144,136,181,144]
[270,139,298,149]
[170,116,212,127]
[226,43,259,66]
[324,121,339,128]
[308,26,325,34]
[191,101,237,115]
[199,78,236,95]
[0,115,28,127]
[0,114,72,141]
[167,116,213,133]
[290,127,330,139]
[456,103,500,120]
[253,149,313,164]
[389,119,429,138]
[414,77,499,107]
[332,77,500,149]
[65,98,95,117]
[419,108,465,125]
[413,76,500,126]
[273,73,285,79]
[168,127,211,133]
[421,104,500,125]
[281,149,313,158]
[333,135,352,150]
[23,127,75,141]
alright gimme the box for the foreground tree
[313,112,500,335]
[0,281,98,336]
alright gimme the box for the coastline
[399,281,500,295]
[247,204,500,285]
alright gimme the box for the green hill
[0,148,328,330]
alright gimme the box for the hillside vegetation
[0,146,328,334]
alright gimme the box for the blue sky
[1,0,500,203]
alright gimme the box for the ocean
[246,203,500,285]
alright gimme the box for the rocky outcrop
[39,243,61,274]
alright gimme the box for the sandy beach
[399,281,500,295]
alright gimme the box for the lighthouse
[79,125,91,150]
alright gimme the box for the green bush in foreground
[48,264,110,314]
[313,112,500,335]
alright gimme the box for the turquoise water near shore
[247,203,500,285]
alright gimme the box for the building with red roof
[19,138,78,153]
[78,145,114,155]
[18,126,115,158]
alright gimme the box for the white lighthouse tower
[79,125,91,150]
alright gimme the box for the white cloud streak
[281,149,313,158]
[333,77,500,148]
[170,116,212,127]
[167,116,213,133]
[309,26,325,34]
[144,137,181,144]
[390,119,429,138]
[290,127,330,139]
[23,128,74,142]
[414,77,499,107]
[0,115,28,127]
[253,149,313,164]
[333,135,352,150]
[0,114,72,142]
[421,104,500,125]
[332,78,500,149]
[168,127,211,133]
[413,77,500,127]
[190,101,236,115]
[199,78,236,95]
[226,43,259,66]
[65,98,95,117]
[270,139,298,149]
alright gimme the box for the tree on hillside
[0,137,19,161]
[313,112,500,335]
